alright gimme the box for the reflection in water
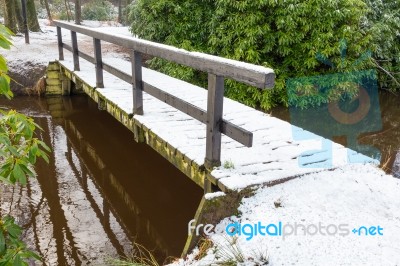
[270,91,400,176]
[0,96,203,265]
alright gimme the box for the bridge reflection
[0,95,202,265]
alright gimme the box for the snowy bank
[3,19,130,94]
[173,164,400,266]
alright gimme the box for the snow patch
[204,191,226,200]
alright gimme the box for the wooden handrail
[54,21,275,89]
[54,20,275,170]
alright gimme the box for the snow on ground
[172,164,400,266]
[3,19,131,73]
[5,19,400,265]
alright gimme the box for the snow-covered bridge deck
[48,21,375,193]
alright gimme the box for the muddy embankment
[8,59,47,96]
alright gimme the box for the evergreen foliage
[82,0,116,21]
[129,0,399,109]
[364,0,400,90]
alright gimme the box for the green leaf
[0,255,12,266]
[27,149,36,164]
[0,24,14,38]
[0,56,7,72]
[6,224,21,239]
[13,254,22,266]
[38,141,51,153]
[0,76,10,95]
[40,152,49,164]
[12,164,26,185]
[19,164,35,178]
[30,143,38,156]
[0,35,12,50]
[20,250,40,260]
[0,230,5,255]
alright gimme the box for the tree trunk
[63,0,70,21]
[26,0,40,32]
[117,0,122,24]
[123,0,132,25]
[4,0,18,33]
[14,0,24,31]
[43,0,53,25]
[74,0,81,25]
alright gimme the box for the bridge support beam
[182,192,242,257]
[204,178,219,194]
[45,62,62,95]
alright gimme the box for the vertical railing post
[56,26,64,60]
[205,73,224,169]
[131,50,143,115]
[71,31,80,71]
[93,38,104,88]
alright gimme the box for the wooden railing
[54,21,275,169]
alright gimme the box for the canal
[0,95,203,265]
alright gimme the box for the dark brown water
[0,95,203,265]
[270,90,400,177]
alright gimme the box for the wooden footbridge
[46,21,373,193]
[44,21,376,255]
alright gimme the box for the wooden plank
[71,31,80,71]
[221,122,253,147]
[93,38,104,88]
[63,43,72,53]
[131,51,143,115]
[64,46,131,84]
[53,20,275,89]
[102,63,131,83]
[142,82,253,147]
[205,74,224,168]
[56,26,63,60]
[64,44,94,64]
[64,45,96,66]
[78,50,95,64]
[143,82,207,122]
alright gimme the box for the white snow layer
[174,164,400,266]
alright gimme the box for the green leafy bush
[129,0,213,89]
[82,0,116,21]
[364,0,400,90]
[0,110,50,184]
[129,0,375,110]
[0,216,41,266]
